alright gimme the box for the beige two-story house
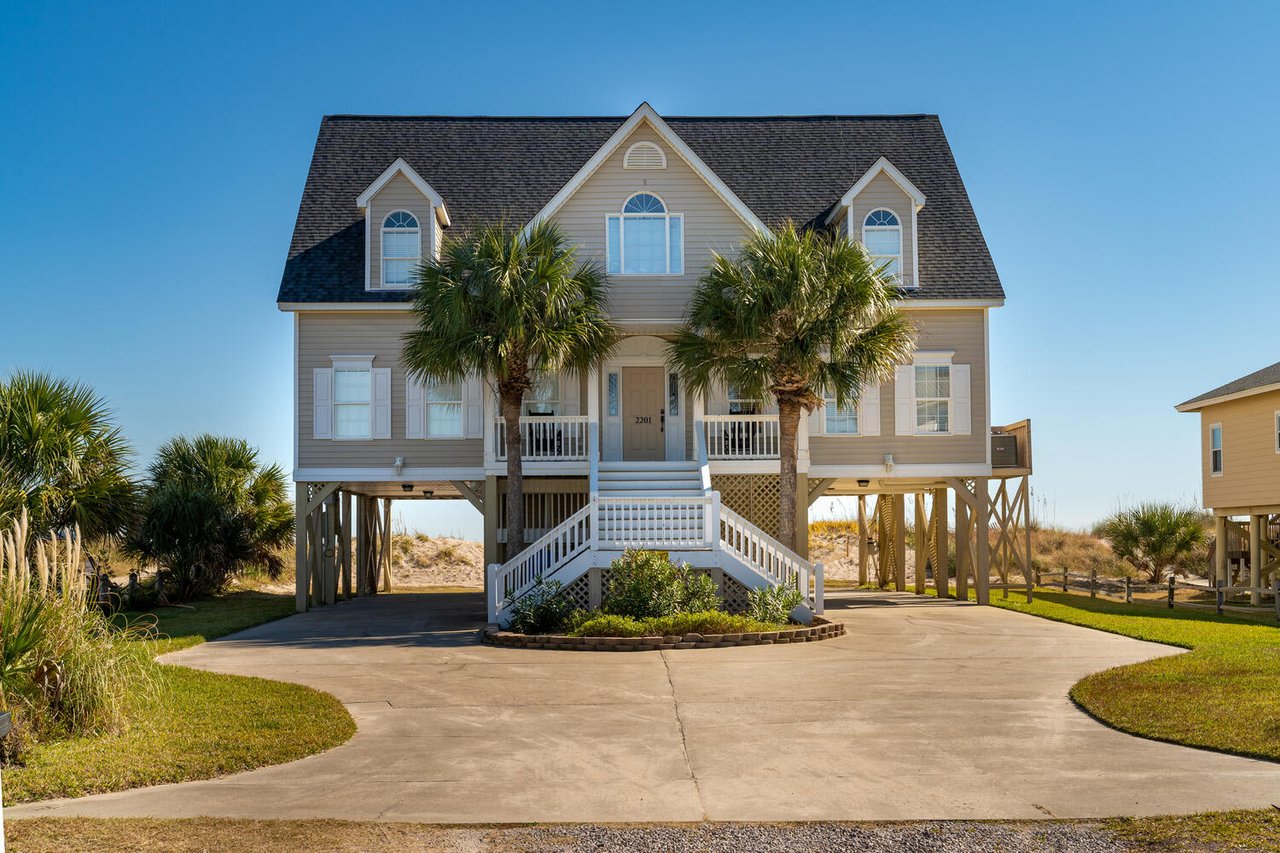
[279,104,1031,620]
[1177,362,1280,599]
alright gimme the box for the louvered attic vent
[623,141,666,169]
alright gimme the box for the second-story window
[426,379,463,437]
[382,210,420,288]
[1210,424,1223,474]
[862,208,902,281]
[727,382,762,416]
[524,372,560,416]
[606,193,683,275]
[914,365,951,433]
[334,368,372,438]
[824,391,859,435]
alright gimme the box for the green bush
[746,583,804,624]
[602,549,721,619]
[506,576,573,634]
[568,610,786,637]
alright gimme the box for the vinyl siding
[1199,390,1280,511]
[297,312,483,468]
[551,122,752,322]
[367,173,434,291]
[847,172,916,289]
[808,308,988,466]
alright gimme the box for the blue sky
[2,1,1277,538]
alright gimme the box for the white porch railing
[704,415,780,459]
[494,416,590,461]
[595,494,719,551]
[488,502,592,620]
[719,503,822,611]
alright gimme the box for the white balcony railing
[493,416,590,462]
[703,415,780,460]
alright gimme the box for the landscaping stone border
[481,617,845,650]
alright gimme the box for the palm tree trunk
[777,398,801,552]
[501,392,526,559]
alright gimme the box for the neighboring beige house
[1177,362,1280,598]
[278,103,1032,621]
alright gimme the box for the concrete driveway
[12,590,1280,822]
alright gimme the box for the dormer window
[606,193,684,276]
[862,209,902,281]
[381,210,420,287]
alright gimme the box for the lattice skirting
[554,566,752,615]
[713,475,781,537]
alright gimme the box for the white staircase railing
[597,494,719,550]
[488,502,592,621]
[719,503,823,611]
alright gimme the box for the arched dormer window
[606,193,684,275]
[381,210,420,287]
[862,208,901,281]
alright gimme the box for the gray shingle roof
[278,113,1004,304]
[1178,361,1280,409]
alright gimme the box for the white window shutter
[313,368,333,439]
[405,375,425,439]
[950,364,972,435]
[372,368,392,439]
[464,373,483,437]
[894,366,914,436]
[561,371,580,415]
[860,382,881,437]
[808,401,823,436]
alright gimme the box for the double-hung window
[334,368,373,438]
[524,372,560,416]
[381,210,420,288]
[425,379,463,437]
[1210,424,1223,475]
[606,193,683,275]
[914,365,951,434]
[862,208,902,281]
[727,382,762,416]
[823,391,859,435]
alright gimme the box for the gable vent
[623,141,667,170]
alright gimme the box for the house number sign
[634,416,653,424]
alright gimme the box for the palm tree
[1096,502,1209,583]
[669,222,916,551]
[402,220,618,557]
[131,434,294,600]
[0,371,136,543]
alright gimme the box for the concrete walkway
[12,590,1280,822]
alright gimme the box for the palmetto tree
[669,222,916,551]
[1096,502,1209,583]
[0,371,136,543]
[402,220,618,557]
[131,434,294,600]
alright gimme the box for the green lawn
[4,591,355,805]
[982,589,1280,762]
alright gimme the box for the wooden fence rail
[1035,570,1280,619]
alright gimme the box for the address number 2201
[634,416,652,424]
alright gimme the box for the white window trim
[862,207,903,284]
[605,192,685,277]
[623,141,667,170]
[1209,422,1223,476]
[330,355,375,441]
[822,391,860,435]
[379,209,421,290]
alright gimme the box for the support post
[933,487,949,599]
[340,490,352,601]
[354,495,368,597]
[1168,574,1175,609]
[1274,577,1280,622]
[483,475,499,603]
[381,498,393,592]
[914,493,927,595]
[857,495,869,587]
[1249,515,1263,607]
[974,478,990,605]
[893,494,907,593]
[1216,579,1225,616]
[1124,576,1132,604]
[955,493,969,600]
[294,488,308,613]
[1213,514,1227,587]
[1090,568,1097,598]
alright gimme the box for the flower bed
[482,616,844,651]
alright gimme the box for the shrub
[130,435,294,601]
[602,549,721,619]
[1095,502,1209,583]
[746,583,805,624]
[568,611,785,637]
[506,575,573,634]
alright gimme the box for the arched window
[862,208,901,281]
[606,193,683,275]
[381,210,420,287]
